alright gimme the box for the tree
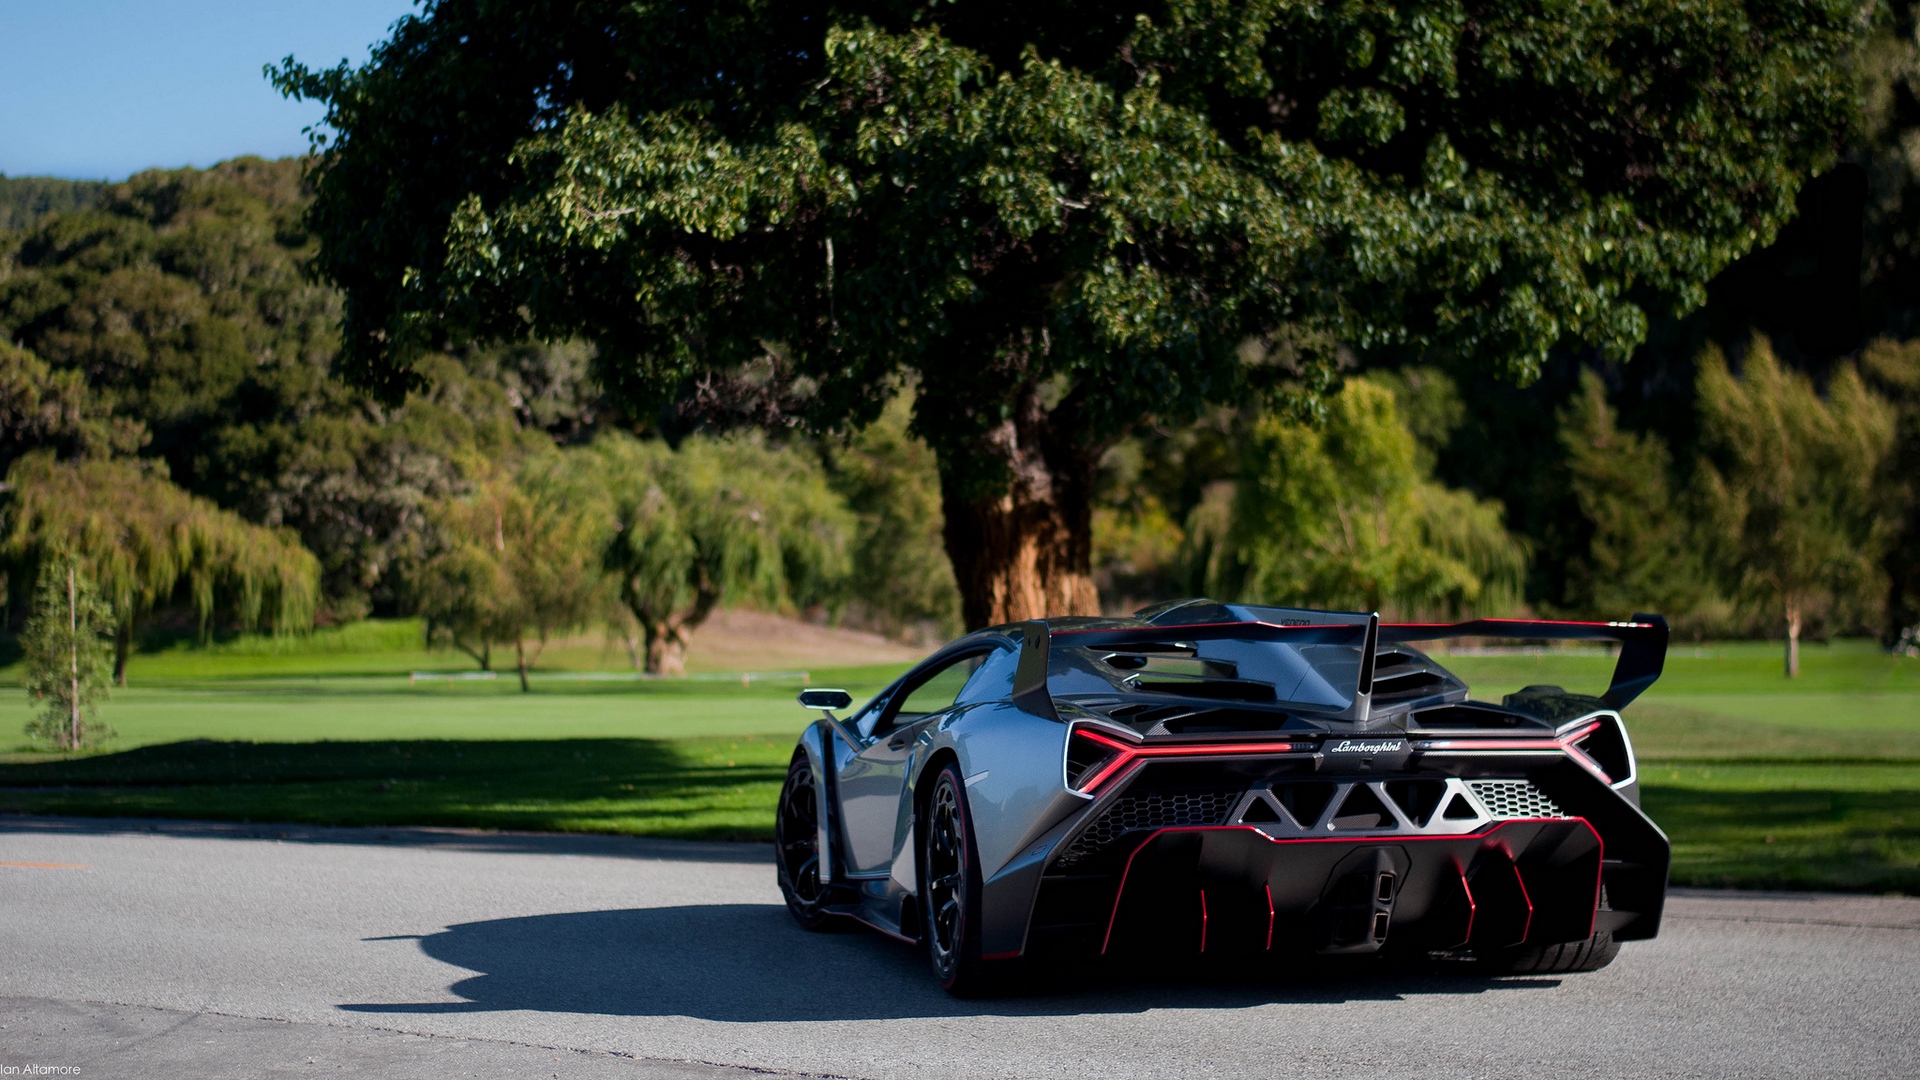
[1696,340,1897,676]
[577,432,853,675]
[819,394,961,642]
[1558,369,1714,624]
[271,0,1862,629]
[1861,338,1920,643]
[1206,378,1525,616]
[411,461,606,690]
[0,342,144,476]
[0,159,556,616]
[21,555,114,751]
[2,454,321,683]
[0,174,105,232]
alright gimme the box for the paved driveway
[2,816,1915,1078]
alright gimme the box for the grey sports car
[776,600,1671,995]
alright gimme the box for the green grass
[1642,762,1920,893]
[0,667,906,753]
[0,633,1913,893]
[0,737,795,840]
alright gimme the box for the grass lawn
[0,630,1913,891]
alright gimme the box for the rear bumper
[1099,818,1607,958]
[981,756,1669,960]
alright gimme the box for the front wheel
[921,763,997,996]
[775,752,835,930]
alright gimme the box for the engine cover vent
[1466,779,1564,819]
[1056,787,1240,866]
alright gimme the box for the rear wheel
[1482,931,1620,974]
[921,763,995,996]
[775,753,835,930]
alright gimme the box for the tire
[1482,931,1621,974]
[775,752,836,930]
[920,762,996,996]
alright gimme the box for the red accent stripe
[1052,620,1341,636]
[1417,739,1561,752]
[1506,848,1535,945]
[1419,718,1616,784]
[1199,890,1209,953]
[1384,618,1652,628]
[1456,858,1477,947]
[1264,884,1275,951]
[1098,819,1594,956]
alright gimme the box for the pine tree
[21,556,114,751]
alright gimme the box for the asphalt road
[2,816,1916,1079]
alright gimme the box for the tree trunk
[642,621,689,676]
[622,627,643,671]
[68,566,81,751]
[628,579,720,676]
[513,635,531,693]
[112,619,131,687]
[1784,604,1801,679]
[938,404,1101,629]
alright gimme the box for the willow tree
[2,454,321,683]
[273,0,1861,628]
[1204,378,1525,616]
[573,432,853,675]
[1696,341,1896,677]
[410,462,607,690]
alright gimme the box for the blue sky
[0,1,417,179]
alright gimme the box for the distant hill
[0,174,109,232]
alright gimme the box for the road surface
[2,815,1916,1078]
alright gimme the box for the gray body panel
[785,605,1670,957]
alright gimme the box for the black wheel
[1482,930,1620,974]
[921,763,996,996]
[776,752,835,930]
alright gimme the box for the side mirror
[799,688,853,712]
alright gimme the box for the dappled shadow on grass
[0,737,790,841]
[1643,782,1920,893]
[343,904,1562,1022]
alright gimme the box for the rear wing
[1381,615,1669,711]
[1014,613,1669,721]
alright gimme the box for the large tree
[273,0,1862,627]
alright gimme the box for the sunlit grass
[0,633,1913,891]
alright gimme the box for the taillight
[1568,714,1634,785]
[1066,728,1128,793]
[1064,725,1298,796]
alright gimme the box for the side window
[884,653,988,731]
[954,646,1018,706]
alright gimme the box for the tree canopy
[1203,377,1525,615]
[411,460,606,689]
[1696,339,1896,674]
[571,432,854,674]
[1,454,322,681]
[273,0,1865,627]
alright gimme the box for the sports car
[775,600,1671,995]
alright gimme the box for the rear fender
[1529,757,1671,940]
[902,701,1088,958]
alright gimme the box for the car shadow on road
[340,904,1564,1021]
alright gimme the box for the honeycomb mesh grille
[1056,788,1241,866]
[1467,779,1564,819]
